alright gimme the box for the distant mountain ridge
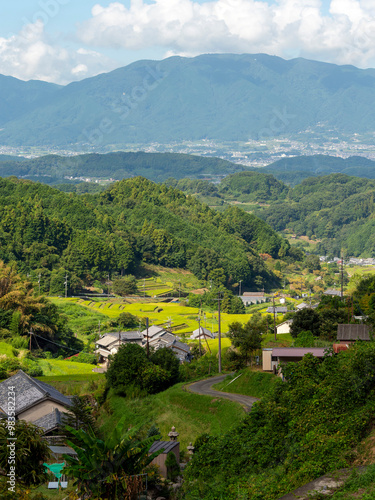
[263,155,375,185]
[2,53,375,146]
[0,151,244,184]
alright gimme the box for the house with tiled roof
[148,332,191,362]
[0,370,72,433]
[190,327,214,340]
[95,331,143,363]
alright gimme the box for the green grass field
[0,341,15,357]
[37,358,98,376]
[99,383,245,451]
[213,368,279,398]
[37,373,106,397]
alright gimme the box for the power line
[28,330,82,355]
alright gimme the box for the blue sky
[1,0,374,84]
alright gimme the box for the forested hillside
[263,155,375,186]
[257,174,375,256]
[0,176,292,293]
[171,172,375,257]
[0,151,244,184]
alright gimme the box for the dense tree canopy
[0,176,291,292]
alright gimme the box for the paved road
[187,374,259,411]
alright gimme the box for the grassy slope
[213,369,279,398]
[98,383,245,451]
[37,373,105,397]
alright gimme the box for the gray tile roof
[337,324,371,341]
[97,331,143,348]
[33,408,63,433]
[149,332,176,346]
[171,341,190,354]
[149,440,179,454]
[48,445,77,456]
[0,370,72,415]
[141,325,167,339]
[191,327,214,339]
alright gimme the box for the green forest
[0,175,294,295]
[169,171,375,257]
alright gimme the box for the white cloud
[78,0,375,68]
[0,21,117,84]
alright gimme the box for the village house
[190,327,214,340]
[276,319,293,335]
[0,370,72,435]
[148,331,191,362]
[95,331,143,364]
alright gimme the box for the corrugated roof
[0,370,72,415]
[272,348,328,358]
[267,306,288,313]
[243,292,265,297]
[337,324,371,341]
[149,440,179,454]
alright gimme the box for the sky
[2,0,375,85]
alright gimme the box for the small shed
[269,347,328,375]
[337,324,371,344]
[149,440,180,478]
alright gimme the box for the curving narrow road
[187,374,259,411]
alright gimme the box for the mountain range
[2,53,375,147]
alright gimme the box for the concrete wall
[262,349,273,371]
[19,400,69,422]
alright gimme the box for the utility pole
[179,281,181,300]
[215,291,223,373]
[107,273,110,298]
[273,294,277,341]
[341,253,344,300]
[198,317,202,357]
[144,279,146,298]
[38,273,41,295]
[146,317,149,358]
[29,328,32,351]
[239,280,242,296]
[98,320,101,336]
[64,273,68,298]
